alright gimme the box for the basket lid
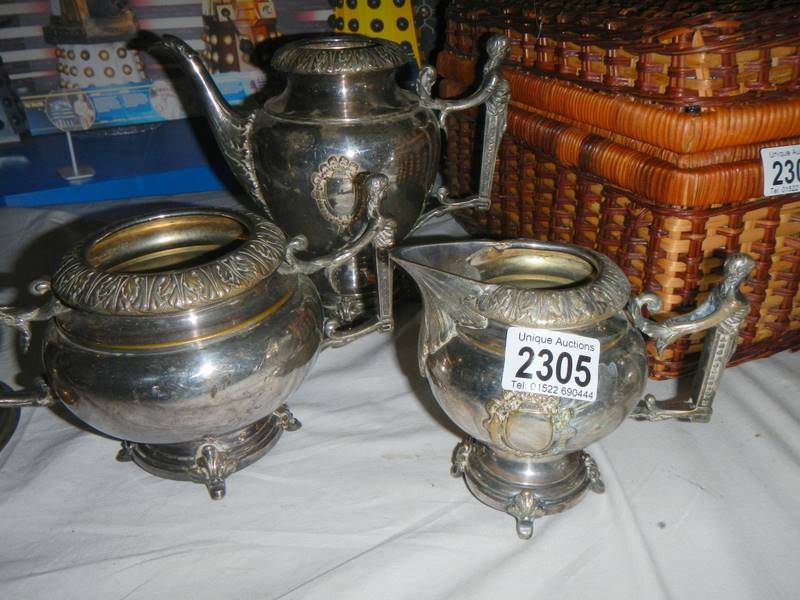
[272,36,407,76]
[51,209,287,316]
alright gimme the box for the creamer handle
[627,254,754,422]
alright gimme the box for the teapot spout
[150,35,269,215]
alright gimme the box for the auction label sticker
[761,144,800,197]
[502,327,600,402]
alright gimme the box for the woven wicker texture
[445,0,800,105]
[438,53,800,155]
[440,2,800,378]
[447,113,800,377]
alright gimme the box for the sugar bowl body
[1,208,321,498]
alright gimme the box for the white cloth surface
[1,193,799,600]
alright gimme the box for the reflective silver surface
[150,34,509,324]
[392,240,752,538]
[628,253,755,422]
[0,208,326,499]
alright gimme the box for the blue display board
[0,118,239,207]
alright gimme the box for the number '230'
[772,159,800,187]
[515,347,591,387]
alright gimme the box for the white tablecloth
[1,194,799,599]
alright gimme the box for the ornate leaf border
[52,211,286,316]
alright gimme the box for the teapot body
[252,39,440,314]
[253,92,439,257]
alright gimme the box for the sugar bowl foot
[116,406,301,500]
[451,439,604,539]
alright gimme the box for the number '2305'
[515,346,591,387]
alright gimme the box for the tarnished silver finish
[150,33,509,324]
[286,172,397,348]
[51,215,286,315]
[0,206,378,498]
[411,35,511,233]
[188,444,239,501]
[271,37,407,75]
[0,279,67,352]
[628,253,755,422]
[505,490,544,540]
[116,405,299,500]
[392,240,751,538]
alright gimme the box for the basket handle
[627,253,755,422]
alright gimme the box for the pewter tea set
[0,35,753,538]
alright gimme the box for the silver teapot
[392,240,753,538]
[150,33,510,326]
[0,178,394,499]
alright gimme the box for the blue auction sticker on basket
[761,144,800,197]
[501,326,600,402]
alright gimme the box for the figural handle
[411,35,510,234]
[627,253,755,422]
[0,278,61,408]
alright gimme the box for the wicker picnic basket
[437,0,800,378]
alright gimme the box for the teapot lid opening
[272,35,407,76]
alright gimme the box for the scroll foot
[206,480,226,501]
[321,315,394,350]
[506,490,544,540]
[116,441,134,462]
[582,452,605,494]
[188,443,238,500]
[450,439,471,477]
[273,405,301,432]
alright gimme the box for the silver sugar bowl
[0,196,393,499]
[150,33,510,326]
[392,240,753,538]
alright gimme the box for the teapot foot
[115,407,295,499]
[452,439,603,539]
